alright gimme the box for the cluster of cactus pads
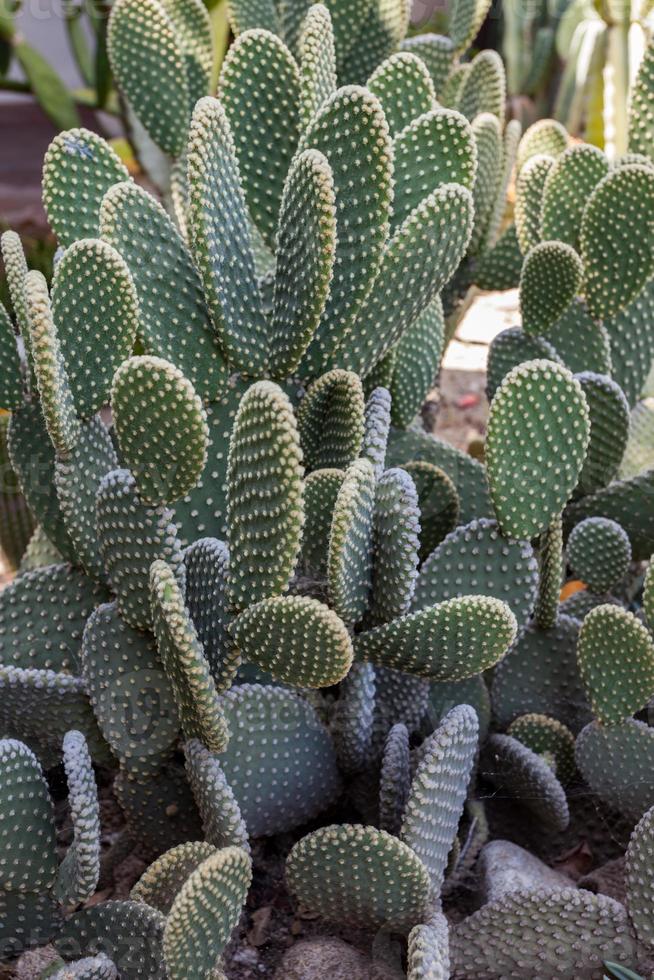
[1,0,654,975]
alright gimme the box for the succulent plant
[1,2,654,976]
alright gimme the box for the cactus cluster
[0,0,654,977]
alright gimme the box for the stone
[479,839,574,902]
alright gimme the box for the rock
[479,839,574,902]
[274,937,402,980]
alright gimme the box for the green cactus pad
[373,666,430,746]
[507,713,576,784]
[626,804,654,951]
[19,529,60,573]
[268,149,336,377]
[368,52,435,138]
[24,270,80,457]
[50,954,118,979]
[540,144,609,250]
[449,0,491,55]
[184,538,240,694]
[577,604,654,726]
[492,615,591,732]
[42,129,130,247]
[400,33,454,93]
[0,738,57,890]
[231,595,353,688]
[97,468,184,631]
[50,239,139,418]
[458,50,506,126]
[163,847,252,980]
[482,118,522,253]
[645,560,654,627]
[389,297,445,429]
[426,674,491,744]
[534,517,564,631]
[379,722,410,834]
[297,369,364,471]
[339,0,411,85]
[559,588,620,621]
[620,399,654,479]
[355,594,517,680]
[55,901,166,979]
[581,165,654,319]
[413,517,538,632]
[386,426,492,525]
[1,231,32,371]
[361,387,392,477]
[114,764,203,861]
[54,417,118,581]
[187,96,268,375]
[217,684,341,835]
[519,241,583,336]
[338,184,473,377]
[227,0,279,34]
[517,118,569,171]
[628,36,654,160]
[486,359,590,540]
[131,841,217,914]
[287,823,431,931]
[99,181,227,403]
[108,0,189,156]
[401,704,478,892]
[301,468,345,575]
[407,913,450,980]
[0,666,109,768]
[391,110,476,232]
[227,381,304,611]
[82,602,180,776]
[545,301,612,377]
[474,223,523,292]
[297,86,393,377]
[565,467,654,561]
[0,562,104,672]
[486,327,561,403]
[297,4,337,130]
[8,403,74,559]
[469,113,503,255]
[55,730,100,907]
[567,517,632,593]
[480,733,569,831]
[159,0,213,101]
[0,890,62,961]
[576,720,654,821]
[331,663,376,775]
[112,355,208,507]
[515,154,553,254]
[604,280,654,409]
[327,457,375,624]
[450,887,636,979]
[575,372,630,494]
[184,739,249,850]
[150,560,229,753]
[0,301,22,411]
[368,467,420,625]
[219,29,300,248]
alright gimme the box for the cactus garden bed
[1,0,654,978]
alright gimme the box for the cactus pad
[227,381,304,611]
[413,518,538,632]
[367,467,420,624]
[507,713,576,784]
[97,468,184,631]
[163,847,252,980]
[575,372,630,493]
[150,560,229,753]
[485,359,590,540]
[576,719,654,820]
[567,517,632,593]
[517,118,568,171]
[297,369,365,471]
[368,52,435,137]
[217,684,341,835]
[565,467,654,561]
[581,165,654,319]
[131,841,217,914]
[407,913,450,980]
[184,538,239,694]
[42,129,130,247]
[331,663,376,774]
[379,722,410,834]
[55,730,100,907]
[0,739,57,891]
[183,739,249,850]
[354,594,517,680]
[55,901,166,979]
[389,297,445,429]
[327,457,375,623]
[286,824,431,931]
[540,143,609,250]
[625,803,654,951]
[546,302,612,377]
[486,327,561,402]
[577,604,654,726]
[515,154,553,254]
[231,595,353,687]
[480,733,569,831]
[111,356,208,507]
[301,468,345,575]
[400,704,478,892]
[519,241,583,336]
